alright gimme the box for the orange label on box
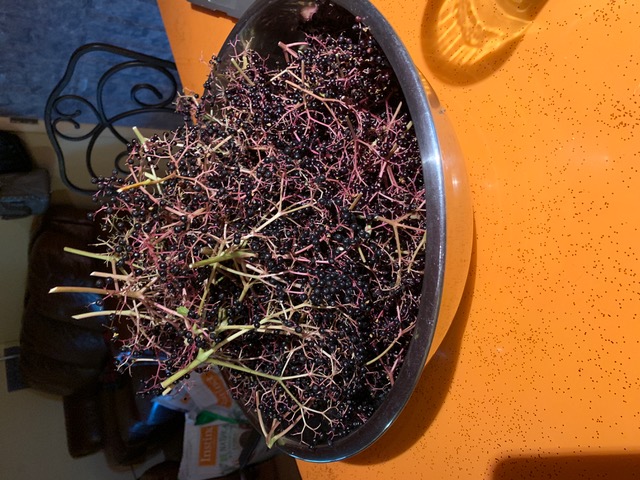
[201,370,232,407]
[198,425,219,466]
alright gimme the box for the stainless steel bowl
[216,0,473,462]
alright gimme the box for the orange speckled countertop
[157,0,640,477]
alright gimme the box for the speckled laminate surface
[159,0,640,477]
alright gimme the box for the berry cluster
[63,3,426,448]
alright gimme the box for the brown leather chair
[19,205,184,466]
